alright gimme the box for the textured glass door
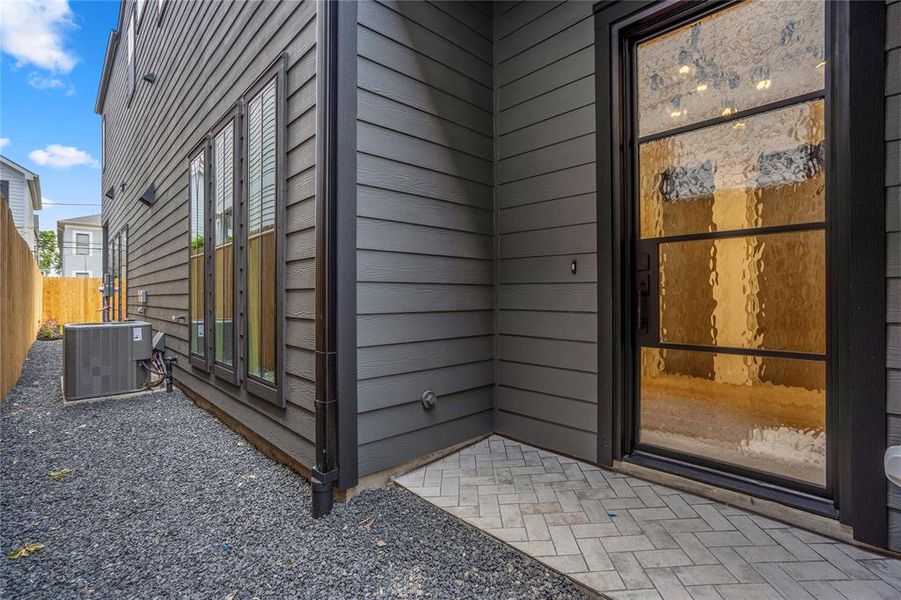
[633,0,828,489]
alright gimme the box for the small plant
[37,320,62,341]
[7,542,44,560]
[49,468,73,481]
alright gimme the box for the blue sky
[1,0,119,231]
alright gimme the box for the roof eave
[28,176,41,210]
[94,28,121,115]
[0,154,36,178]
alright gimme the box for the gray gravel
[1,341,589,599]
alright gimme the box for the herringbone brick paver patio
[395,435,901,599]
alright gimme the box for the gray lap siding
[494,0,598,462]
[352,0,600,473]
[355,0,495,475]
[100,1,318,468]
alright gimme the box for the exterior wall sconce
[143,73,156,83]
[139,183,156,207]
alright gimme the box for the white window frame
[127,11,135,102]
[136,0,146,25]
[73,271,92,278]
[72,229,94,257]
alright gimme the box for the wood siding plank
[358,386,493,445]
[359,361,494,413]
[496,410,596,462]
[357,251,493,285]
[358,411,492,475]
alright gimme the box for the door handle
[637,272,650,335]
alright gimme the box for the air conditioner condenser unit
[63,321,153,401]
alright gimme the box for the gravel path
[0,341,588,599]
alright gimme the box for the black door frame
[595,0,887,546]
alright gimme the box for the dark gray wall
[494,0,598,462]
[354,0,495,476]
[100,0,318,468]
[885,0,901,552]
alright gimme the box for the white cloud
[0,138,10,149]
[29,144,98,169]
[42,197,56,205]
[26,72,75,95]
[0,0,78,73]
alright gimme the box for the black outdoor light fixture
[104,186,115,200]
[138,183,156,207]
[143,72,156,83]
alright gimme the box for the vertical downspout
[312,0,339,518]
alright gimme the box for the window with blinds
[212,120,236,370]
[189,149,206,362]
[246,79,278,387]
[183,62,283,402]
[75,233,90,255]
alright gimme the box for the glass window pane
[659,230,825,354]
[76,233,90,255]
[247,79,277,384]
[189,151,205,357]
[112,237,119,321]
[636,0,825,137]
[106,239,114,320]
[127,14,135,93]
[639,99,824,239]
[120,229,127,318]
[213,122,234,367]
[639,347,826,486]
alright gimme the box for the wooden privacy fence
[1,195,43,401]
[42,277,103,325]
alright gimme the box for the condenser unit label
[133,327,143,342]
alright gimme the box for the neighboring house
[57,214,103,278]
[96,0,899,550]
[0,154,42,257]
